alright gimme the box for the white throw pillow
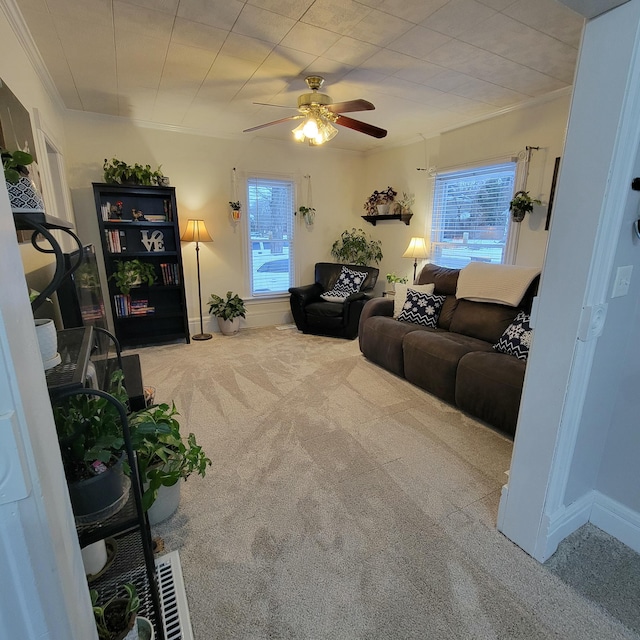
[393,283,435,318]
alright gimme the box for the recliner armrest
[288,282,324,304]
[344,291,370,304]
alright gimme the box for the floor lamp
[181,219,213,341]
[402,237,430,283]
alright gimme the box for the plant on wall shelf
[364,186,397,215]
[103,158,164,186]
[331,228,383,266]
[110,259,156,295]
[509,190,541,222]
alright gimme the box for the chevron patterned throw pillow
[397,289,446,328]
[493,311,532,361]
[320,266,367,302]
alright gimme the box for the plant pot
[512,211,526,223]
[136,616,155,640]
[147,481,181,525]
[376,204,390,215]
[303,211,315,225]
[35,318,61,370]
[68,452,131,524]
[83,537,117,581]
[217,316,241,336]
[7,176,46,213]
[104,600,137,640]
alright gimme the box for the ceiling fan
[243,75,387,145]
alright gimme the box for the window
[431,161,516,268]
[246,176,294,296]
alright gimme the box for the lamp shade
[181,219,212,243]
[402,237,429,259]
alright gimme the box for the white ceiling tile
[444,75,528,106]
[177,0,244,31]
[45,0,113,25]
[386,25,451,59]
[362,49,423,77]
[348,10,413,47]
[118,87,157,118]
[16,0,50,14]
[114,2,175,43]
[123,0,179,13]
[246,0,314,21]
[152,92,194,124]
[195,55,260,101]
[280,23,342,56]
[233,5,297,44]
[219,33,275,64]
[78,88,119,114]
[322,36,380,66]
[503,0,584,48]
[393,61,445,85]
[302,59,354,85]
[421,0,496,37]
[374,0,449,23]
[256,46,318,76]
[171,18,228,53]
[459,14,578,83]
[115,37,167,89]
[301,0,371,35]
[159,42,217,92]
[476,0,517,9]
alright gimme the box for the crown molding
[1,0,65,113]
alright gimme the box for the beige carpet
[133,327,640,640]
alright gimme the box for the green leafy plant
[2,148,34,184]
[91,583,140,640]
[398,192,415,213]
[386,273,408,284]
[509,190,541,221]
[103,158,164,186]
[297,205,316,224]
[53,370,129,482]
[229,201,241,211]
[207,291,247,320]
[110,259,156,295]
[331,228,383,266]
[129,402,212,511]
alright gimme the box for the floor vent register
[155,550,194,640]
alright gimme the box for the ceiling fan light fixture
[302,116,319,139]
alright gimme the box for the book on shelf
[145,214,167,222]
[160,263,180,285]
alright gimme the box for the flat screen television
[57,244,108,332]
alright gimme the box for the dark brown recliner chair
[289,262,379,339]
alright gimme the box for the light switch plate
[612,265,633,298]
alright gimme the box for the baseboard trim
[591,491,640,554]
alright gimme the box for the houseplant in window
[129,401,211,524]
[207,291,247,336]
[110,259,156,295]
[331,228,383,266]
[2,147,46,213]
[509,190,541,222]
[364,186,397,215]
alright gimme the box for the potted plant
[103,158,164,186]
[509,190,541,222]
[207,291,247,335]
[398,192,415,214]
[229,201,241,221]
[129,402,211,523]
[364,186,397,215]
[386,273,408,292]
[52,370,132,522]
[2,147,46,213]
[331,228,383,266]
[29,289,61,370]
[91,582,140,640]
[110,260,156,295]
[297,205,316,225]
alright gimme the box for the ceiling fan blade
[335,114,387,139]
[243,115,302,133]
[326,99,375,114]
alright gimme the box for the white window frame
[244,173,296,298]
[430,158,523,268]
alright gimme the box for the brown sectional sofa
[358,264,538,437]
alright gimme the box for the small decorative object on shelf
[509,190,541,222]
[331,228,383,266]
[398,191,415,214]
[94,182,190,347]
[364,185,397,215]
[208,291,246,336]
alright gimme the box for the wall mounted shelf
[361,213,413,226]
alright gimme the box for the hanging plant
[229,201,241,221]
[298,205,315,225]
[509,190,541,222]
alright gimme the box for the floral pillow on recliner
[320,266,366,302]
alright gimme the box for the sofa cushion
[360,316,425,377]
[449,299,519,344]
[493,311,532,361]
[397,290,446,328]
[393,283,435,317]
[320,266,366,302]
[403,331,493,405]
[456,351,526,437]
